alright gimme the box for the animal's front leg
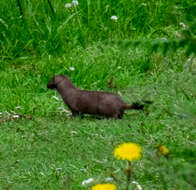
[71,110,79,117]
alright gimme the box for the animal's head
[47,75,73,89]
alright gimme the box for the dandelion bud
[157,145,169,156]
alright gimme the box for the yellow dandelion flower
[158,145,169,156]
[91,183,117,190]
[114,143,142,162]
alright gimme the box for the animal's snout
[47,83,51,89]
[47,77,56,89]
[47,82,56,89]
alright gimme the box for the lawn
[0,0,196,189]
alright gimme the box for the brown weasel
[47,75,144,119]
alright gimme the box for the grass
[0,0,196,189]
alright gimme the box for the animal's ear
[51,76,56,84]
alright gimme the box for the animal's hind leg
[117,113,123,119]
[111,110,124,119]
[116,109,124,119]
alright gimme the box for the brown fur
[47,75,144,119]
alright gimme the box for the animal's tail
[124,100,153,110]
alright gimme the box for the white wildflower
[185,57,193,65]
[10,110,17,114]
[82,178,94,186]
[15,106,21,109]
[58,107,70,113]
[52,95,59,101]
[71,131,78,135]
[72,0,79,7]
[175,31,181,38]
[111,15,118,22]
[66,113,72,117]
[0,18,8,29]
[117,66,121,70]
[105,177,113,182]
[132,181,142,190]
[5,111,10,115]
[13,115,20,118]
[80,168,87,172]
[59,108,71,117]
[70,66,75,71]
[141,3,147,6]
[58,107,66,111]
[0,112,2,115]
[40,172,44,176]
[179,22,186,29]
[58,107,72,117]
[56,168,62,171]
[65,3,72,8]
